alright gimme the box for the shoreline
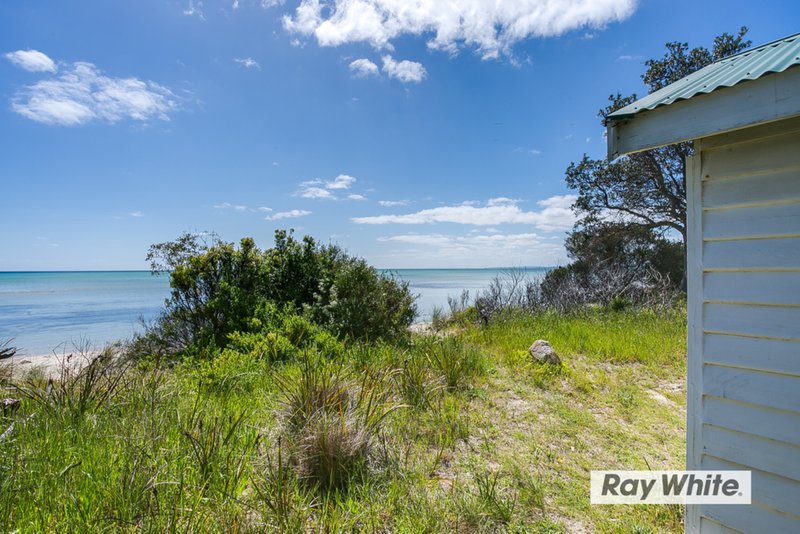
[3,351,100,380]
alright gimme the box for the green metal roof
[608,32,800,121]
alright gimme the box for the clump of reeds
[274,356,402,490]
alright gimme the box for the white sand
[3,352,95,380]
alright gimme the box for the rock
[528,340,561,365]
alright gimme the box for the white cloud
[616,54,642,61]
[378,200,411,207]
[183,0,206,19]
[487,197,518,207]
[381,232,545,249]
[349,58,380,77]
[283,0,636,59]
[215,202,274,213]
[347,193,367,201]
[214,202,248,210]
[10,61,178,126]
[382,55,426,83]
[353,195,577,231]
[375,231,566,267]
[267,209,312,220]
[4,49,56,73]
[129,211,144,217]
[234,57,260,69]
[296,174,360,200]
[326,174,356,189]
[299,186,336,199]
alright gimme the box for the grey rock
[528,340,561,365]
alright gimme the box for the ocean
[0,268,549,356]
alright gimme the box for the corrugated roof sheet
[608,32,800,120]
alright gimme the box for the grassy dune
[0,308,686,532]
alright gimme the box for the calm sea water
[0,268,548,356]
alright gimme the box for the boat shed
[606,32,800,533]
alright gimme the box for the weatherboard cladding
[688,119,800,532]
[608,32,800,120]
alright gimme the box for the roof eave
[606,66,800,160]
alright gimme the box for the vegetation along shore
[1,230,686,532]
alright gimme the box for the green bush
[139,230,417,358]
[311,260,417,342]
[227,331,297,362]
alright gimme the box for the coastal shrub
[227,331,297,362]
[196,348,265,393]
[283,315,315,348]
[141,230,417,357]
[311,259,417,342]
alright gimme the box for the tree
[565,27,751,289]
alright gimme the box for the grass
[0,307,686,532]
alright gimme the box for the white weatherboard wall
[686,116,800,532]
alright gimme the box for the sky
[1,0,798,270]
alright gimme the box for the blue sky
[1,0,797,270]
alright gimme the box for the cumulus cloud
[129,211,145,218]
[326,174,356,189]
[9,61,178,126]
[299,186,335,199]
[297,174,362,200]
[381,55,426,83]
[267,209,312,220]
[234,57,260,69]
[283,0,636,59]
[5,49,56,73]
[353,195,576,231]
[349,58,379,77]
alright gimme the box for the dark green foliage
[311,260,417,342]
[555,221,685,292]
[565,28,751,291]
[139,229,417,357]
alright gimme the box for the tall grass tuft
[13,345,131,419]
[253,437,313,531]
[275,356,403,490]
[394,351,444,410]
[424,336,488,391]
[180,394,259,496]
